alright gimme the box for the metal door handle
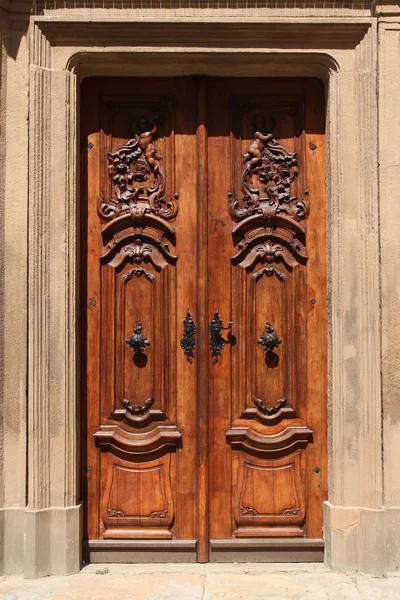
[180,310,196,363]
[257,321,282,355]
[126,322,150,355]
[209,309,234,364]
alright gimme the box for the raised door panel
[208,78,327,542]
[233,451,306,537]
[101,455,174,539]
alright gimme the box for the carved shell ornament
[229,115,309,281]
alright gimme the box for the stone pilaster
[323,22,387,575]
[377,0,400,574]
[25,40,81,576]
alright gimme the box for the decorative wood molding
[122,267,155,282]
[232,450,306,537]
[241,397,297,425]
[101,454,175,539]
[253,265,287,282]
[111,398,166,426]
[255,396,286,415]
[94,424,182,459]
[226,425,313,457]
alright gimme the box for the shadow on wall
[1,2,31,60]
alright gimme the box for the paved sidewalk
[0,563,399,599]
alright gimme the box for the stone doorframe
[23,15,385,576]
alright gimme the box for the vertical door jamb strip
[196,76,210,563]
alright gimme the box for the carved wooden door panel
[81,78,200,554]
[206,78,327,553]
[81,77,327,562]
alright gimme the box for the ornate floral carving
[99,115,178,271]
[100,118,178,222]
[253,267,287,282]
[108,509,125,518]
[240,506,258,516]
[122,267,155,282]
[241,396,296,424]
[180,310,196,363]
[253,396,287,416]
[149,510,168,519]
[229,115,309,279]
[122,397,154,416]
[123,240,153,262]
[281,507,300,516]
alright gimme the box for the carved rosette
[229,116,309,281]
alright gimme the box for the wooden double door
[81,76,327,562]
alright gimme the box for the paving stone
[0,564,399,600]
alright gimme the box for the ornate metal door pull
[180,310,196,363]
[258,322,282,355]
[126,322,150,355]
[209,310,234,364]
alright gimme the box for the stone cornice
[34,18,372,50]
[375,1,400,16]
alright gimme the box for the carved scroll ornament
[99,117,178,270]
[229,116,309,280]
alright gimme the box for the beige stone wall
[0,0,399,579]
[0,1,29,576]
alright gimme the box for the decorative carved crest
[100,118,178,222]
[99,116,178,271]
[122,397,153,416]
[254,396,287,416]
[229,115,309,279]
